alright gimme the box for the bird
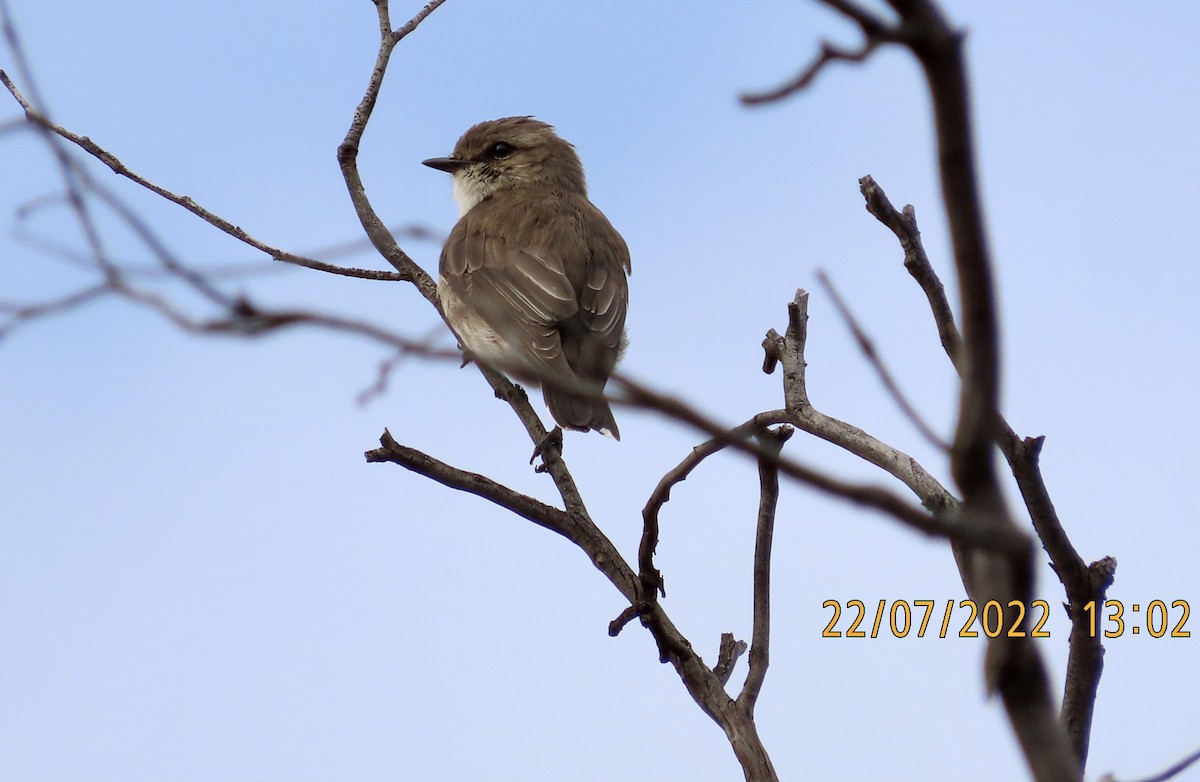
[423,117,630,440]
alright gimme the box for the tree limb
[737,426,790,715]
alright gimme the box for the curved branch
[740,0,896,105]
[335,1,442,299]
[737,426,790,714]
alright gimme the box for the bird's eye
[488,142,514,159]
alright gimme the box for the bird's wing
[575,202,631,361]
[441,226,580,379]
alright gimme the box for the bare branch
[1106,747,1200,782]
[741,0,897,106]
[868,2,1081,777]
[859,174,961,368]
[640,411,794,603]
[0,284,111,340]
[713,633,748,687]
[738,426,791,714]
[365,429,578,539]
[0,73,398,283]
[335,1,442,300]
[762,289,956,513]
[816,269,949,451]
[355,327,447,406]
[743,0,1085,772]
[393,0,448,41]
[617,375,1026,553]
[741,37,882,106]
[862,174,1116,769]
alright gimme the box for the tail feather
[544,387,620,440]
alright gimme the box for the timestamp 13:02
[821,599,1191,639]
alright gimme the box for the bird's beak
[422,156,469,173]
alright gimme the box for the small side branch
[1109,746,1200,782]
[740,0,896,105]
[713,633,748,687]
[641,411,795,602]
[859,175,961,366]
[738,426,791,715]
[741,38,882,105]
[365,429,578,540]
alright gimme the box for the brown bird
[423,117,630,439]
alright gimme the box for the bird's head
[423,116,587,215]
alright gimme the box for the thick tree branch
[885,3,1078,772]
[863,173,1115,770]
[748,0,1085,776]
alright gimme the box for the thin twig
[763,289,956,513]
[816,268,949,450]
[0,284,112,340]
[740,0,896,105]
[335,1,440,298]
[0,73,399,282]
[741,38,882,105]
[1106,747,1200,782]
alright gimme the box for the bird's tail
[544,385,621,440]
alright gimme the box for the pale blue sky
[3,2,1198,780]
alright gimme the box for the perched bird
[423,117,630,439]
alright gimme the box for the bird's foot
[530,426,564,471]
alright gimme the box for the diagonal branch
[0,73,400,283]
[763,289,957,513]
[859,175,961,366]
[1114,746,1200,782]
[365,429,578,539]
[816,268,949,450]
